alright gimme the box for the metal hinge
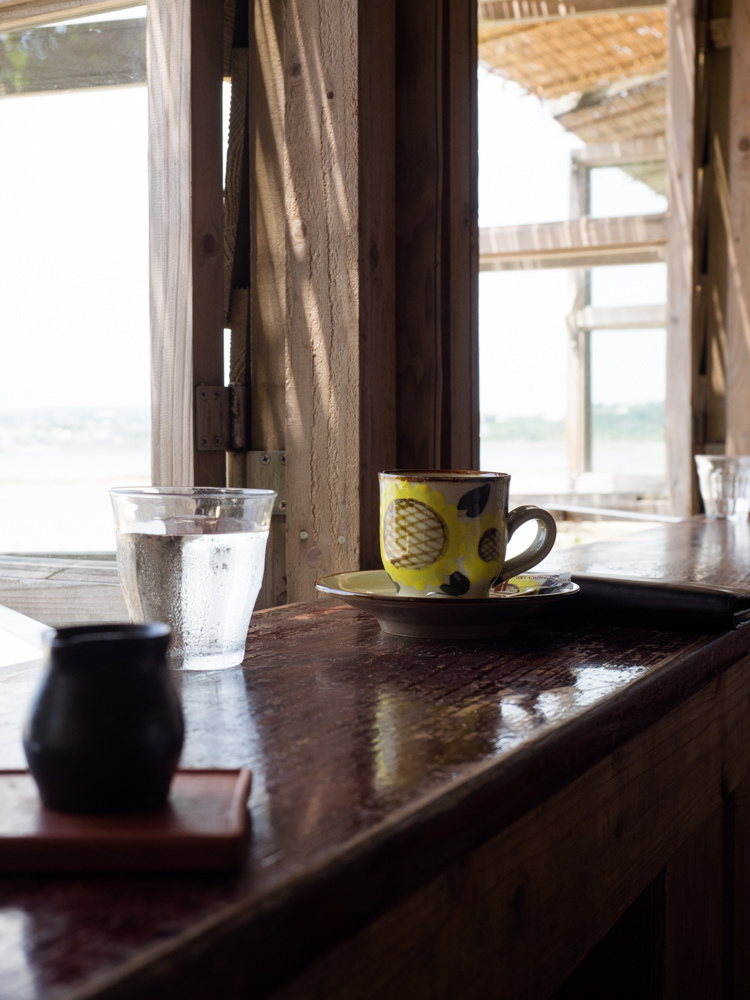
[195,385,247,451]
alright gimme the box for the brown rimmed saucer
[315,570,579,640]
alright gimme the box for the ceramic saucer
[315,570,579,639]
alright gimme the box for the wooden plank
[566,160,590,480]
[248,0,287,608]
[284,0,363,601]
[571,136,667,168]
[189,0,225,486]
[148,0,225,488]
[702,25,731,451]
[725,0,750,454]
[443,0,479,471]
[480,214,668,268]
[394,0,442,469]
[477,0,663,24]
[482,245,666,271]
[664,805,725,999]
[575,304,668,329]
[732,777,750,998]
[0,0,141,31]
[0,558,126,626]
[357,0,398,562]
[0,18,146,96]
[550,876,666,999]
[665,0,697,515]
[710,16,732,49]
[148,0,193,487]
[395,0,479,470]
[272,653,750,1000]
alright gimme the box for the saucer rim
[316,569,579,604]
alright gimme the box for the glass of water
[695,455,750,520]
[110,487,277,670]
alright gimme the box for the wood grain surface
[2,521,750,997]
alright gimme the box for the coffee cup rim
[379,470,508,481]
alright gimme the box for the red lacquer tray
[0,768,252,872]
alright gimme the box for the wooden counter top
[2,518,750,999]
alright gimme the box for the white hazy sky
[0,55,667,420]
[478,67,667,421]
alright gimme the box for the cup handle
[496,505,557,582]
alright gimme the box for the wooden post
[248,0,288,608]
[725,0,750,455]
[665,0,698,514]
[284,0,397,601]
[148,0,225,487]
[395,0,479,472]
[567,158,591,484]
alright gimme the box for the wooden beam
[0,0,142,32]
[477,0,663,25]
[571,137,667,168]
[725,0,750,455]
[0,18,145,96]
[665,0,697,515]
[148,0,225,487]
[575,304,668,329]
[480,214,668,270]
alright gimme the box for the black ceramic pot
[23,623,184,815]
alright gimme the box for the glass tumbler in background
[110,487,277,670]
[695,455,750,520]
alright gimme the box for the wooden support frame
[148,0,225,487]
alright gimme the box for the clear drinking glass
[110,487,276,670]
[695,455,750,520]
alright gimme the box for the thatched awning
[478,9,667,150]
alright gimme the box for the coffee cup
[379,470,556,598]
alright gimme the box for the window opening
[0,5,148,554]
[478,7,670,543]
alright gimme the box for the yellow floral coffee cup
[379,470,556,598]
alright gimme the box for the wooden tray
[0,769,252,872]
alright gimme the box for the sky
[0,45,667,422]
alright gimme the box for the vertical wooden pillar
[395,0,478,472]
[148,0,225,487]
[246,0,288,608]
[726,0,750,454]
[665,0,698,515]
[284,0,397,601]
[567,161,591,484]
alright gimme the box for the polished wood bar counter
[2,518,750,999]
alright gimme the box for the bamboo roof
[478,9,667,151]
